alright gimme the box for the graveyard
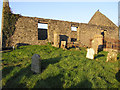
[2,44,120,88]
[1,0,120,88]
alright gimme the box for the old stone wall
[71,31,77,39]
[10,17,38,46]
[77,23,101,47]
[48,20,71,43]
[105,28,118,40]
[89,11,117,28]
[10,16,73,46]
[9,15,118,48]
[3,1,118,48]
[100,26,118,40]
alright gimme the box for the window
[38,23,48,40]
[71,26,77,31]
[38,23,48,29]
[71,38,77,42]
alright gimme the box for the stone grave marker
[54,33,59,47]
[76,47,80,50]
[12,46,15,50]
[86,48,95,59]
[91,35,103,54]
[61,41,66,49]
[106,50,118,62]
[91,39,98,54]
[31,54,41,73]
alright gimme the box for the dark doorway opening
[59,35,68,48]
[101,30,107,48]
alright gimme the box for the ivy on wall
[2,2,20,47]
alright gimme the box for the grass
[1,44,120,88]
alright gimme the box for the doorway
[59,35,68,48]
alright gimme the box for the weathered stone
[2,1,118,48]
[106,50,118,62]
[89,11,117,28]
[76,47,80,50]
[5,16,118,48]
[91,39,98,54]
[93,35,103,45]
[91,35,103,54]
[61,41,66,49]
[71,31,77,40]
[86,48,95,59]
[31,54,41,73]
[54,32,59,47]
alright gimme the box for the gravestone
[76,47,80,50]
[91,40,98,54]
[54,33,58,47]
[86,48,95,59]
[31,54,41,73]
[61,41,66,49]
[54,32,59,47]
[91,35,103,54]
[12,46,15,50]
[106,50,118,62]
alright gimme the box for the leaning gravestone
[106,50,118,62]
[31,54,41,73]
[86,48,95,59]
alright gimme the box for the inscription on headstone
[31,54,41,73]
[86,48,95,59]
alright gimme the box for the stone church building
[1,0,119,50]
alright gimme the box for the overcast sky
[0,0,119,35]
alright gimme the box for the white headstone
[86,48,95,59]
[31,54,41,73]
[12,46,15,50]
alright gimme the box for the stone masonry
[9,15,118,49]
[2,1,119,49]
[91,35,103,54]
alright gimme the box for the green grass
[1,45,120,88]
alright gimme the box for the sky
[0,0,119,35]
[119,1,120,25]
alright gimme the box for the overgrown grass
[1,45,120,88]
